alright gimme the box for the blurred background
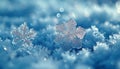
[0,0,119,27]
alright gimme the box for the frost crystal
[55,19,86,50]
[56,19,86,39]
[32,46,50,60]
[11,23,37,47]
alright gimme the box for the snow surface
[0,0,120,69]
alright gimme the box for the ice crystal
[32,46,50,60]
[62,51,76,62]
[56,19,86,39]
[55,19,86,50]
[11,23,37,47]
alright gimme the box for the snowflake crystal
[55,19,86,50]
[56,19,86,39]
[11,23,37,47]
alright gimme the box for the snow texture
[0,0,120,69]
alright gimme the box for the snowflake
[55,19,86,50]
[56,19,86,39]
[11,23,37,47]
